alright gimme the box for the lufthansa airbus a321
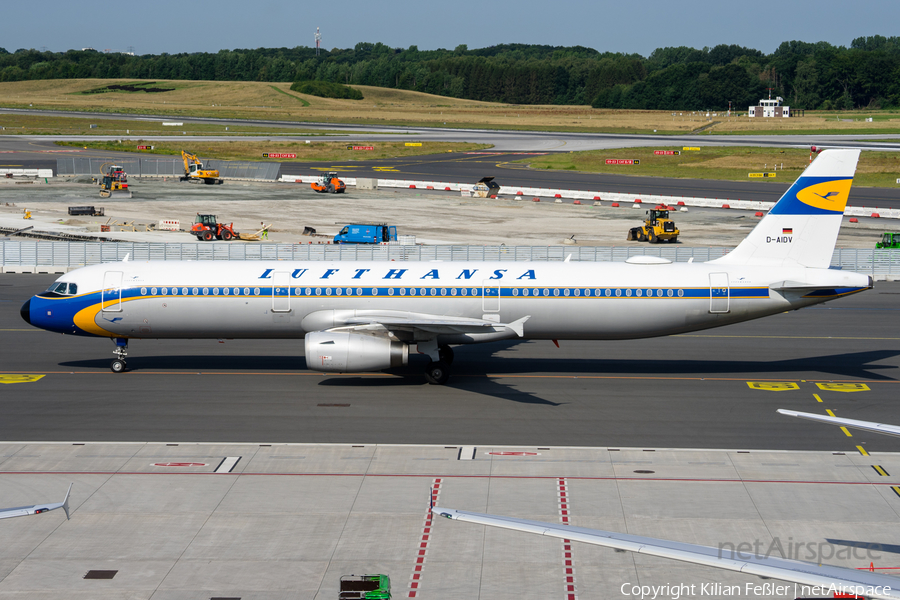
[21,149,871,384]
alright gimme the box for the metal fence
[2,241,900,276]
[55,158,281,181]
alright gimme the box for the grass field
[56,139,490,161]
[519,147,900,188]
[0,113,357,136]
[2,79,900,135]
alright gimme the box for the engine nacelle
[305,331,408,373]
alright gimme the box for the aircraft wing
[342,314,530,337]
[778,409,900,438]
[0,483,72,520]
[431,506,900,599]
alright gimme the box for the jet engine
[305,331,408,373]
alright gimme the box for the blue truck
[334,224,397,244]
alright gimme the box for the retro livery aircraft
[21,149,871,384]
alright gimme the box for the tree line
[2,36,899,111]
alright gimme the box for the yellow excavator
[180,151,223,185]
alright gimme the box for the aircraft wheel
[425,361,451,385]
[110,359,127,373]
[438,345,455,365]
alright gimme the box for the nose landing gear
[110,338,128,373]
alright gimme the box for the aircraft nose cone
[20,298,31,325]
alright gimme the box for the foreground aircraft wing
[432,506,900,599]
[0,483,72,520]
[778,409,900,438]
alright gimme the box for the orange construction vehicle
[311,172,346,193]
[191,214,238,241]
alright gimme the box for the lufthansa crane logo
[795,179,852,213]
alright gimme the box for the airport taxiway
[3,274,900,452]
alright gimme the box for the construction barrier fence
[56,158,281,181]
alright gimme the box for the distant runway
[3,274,900,452]
[3,136,900,209]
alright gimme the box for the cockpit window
[46,282,77,295]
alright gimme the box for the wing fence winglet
[62,483,72,520]
[505,315,530,338]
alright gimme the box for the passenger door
[709,272,730,314]
[482,279,500,320]
[272,271,291,313]
[101,271,123,312]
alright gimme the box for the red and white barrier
[277,175,900,219]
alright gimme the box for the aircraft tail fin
[711,149,860,269]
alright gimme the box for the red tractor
[191,214,238,241]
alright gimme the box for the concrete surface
[2,443,900,599]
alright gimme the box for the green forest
[1,36,899,111]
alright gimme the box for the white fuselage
[28,259,872,342]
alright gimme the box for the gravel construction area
[0,177,887,248]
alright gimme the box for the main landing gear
[110,338,128,373]
[422,342,454,385]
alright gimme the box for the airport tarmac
[3,126,900,598]
[3,274,900,453]
[2,443,900,600]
